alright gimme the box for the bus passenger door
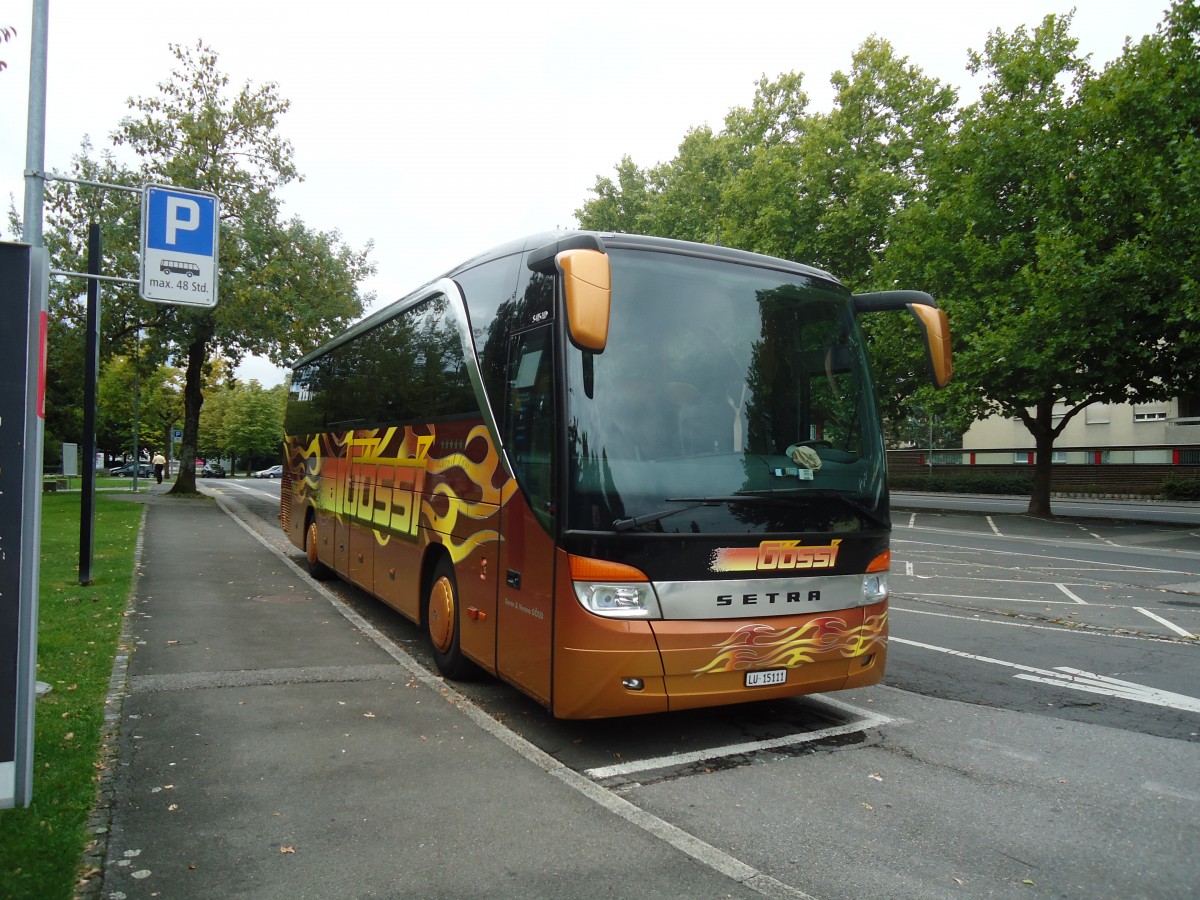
[496,326,556,706]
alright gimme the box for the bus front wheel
[426,557,474,679]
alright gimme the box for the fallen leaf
[167,804,179,811]
[869,772,883,781]
[280,845,295,854]
[363,712,376,718]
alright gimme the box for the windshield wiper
[734,489,891,530]
[612,497,731,532]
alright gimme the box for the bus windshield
[564,248,887,535]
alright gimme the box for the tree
[222,381,286,473]
[575,154,654,234]
[96,356,182,461]
[40,42,373,494]
[882,6,1199,516]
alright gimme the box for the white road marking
[895,537,1194,577]
[986,515,1002,536]
[892,636,1200,714]
[1084,529,1118,546]
[1134,607,1195,638]
[1055,583,1089,605]
[911,592,1078,606]
[584,699,894,780]
[908,513,916,528]
[892,604,1179,643]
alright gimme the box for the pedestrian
[152,451,166,484]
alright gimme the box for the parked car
[109,462,154,478]
[253,465,283,479]
[199,463,226,478]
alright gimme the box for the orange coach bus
[282,232,951,718]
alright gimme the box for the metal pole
[132,329,140,492]
[79,224,100,586]
[22,0,48,247]
[13,0,50,809]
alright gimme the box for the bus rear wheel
[305,516,332,580]
[426,557,474,679]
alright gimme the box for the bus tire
[425,557,475,680]
[304,515,332,580]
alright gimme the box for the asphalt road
[209,478,1200,899]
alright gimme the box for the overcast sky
[1,0,1167,385]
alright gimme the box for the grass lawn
[0,492,143,899]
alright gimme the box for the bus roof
[290,231,843,370]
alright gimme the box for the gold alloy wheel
[307,520,320,567]
[428,575,456,654]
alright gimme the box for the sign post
[140,185,219,309]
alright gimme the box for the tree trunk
[167,330,209,495]
[1025,400,1056,518]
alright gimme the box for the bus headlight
[573,582,662,619]
[568,554,662,619]
[862,573,888,605]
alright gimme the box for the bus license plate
[745,669,787,688]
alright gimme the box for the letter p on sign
[166,196,201,245]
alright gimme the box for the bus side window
[505,327,555,531]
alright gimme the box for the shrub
[889,471,1033,495]
[1161,476,1200,501]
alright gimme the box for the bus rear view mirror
[852,290,952,388]
[908,303,952,388]
[558,249,611,353]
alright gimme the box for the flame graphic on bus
[692,612,887,675]
[288,424,517,564]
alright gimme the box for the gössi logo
[708,539,842,573]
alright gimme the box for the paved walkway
[93,489,777,899]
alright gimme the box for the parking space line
[986,515,1002,536]
[1055,583,1089,605]
[893,636,1200,713]
[584,697,894,780]
[892,604,1179,643]
[911,592,1079,606]
[1134,607,1195,638]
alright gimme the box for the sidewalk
[93,489,770,899]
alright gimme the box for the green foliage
[1160,476,1200,501]
[890,471,1034,495]
[42,42,374,493]
[96,356,182,460]
[0,494,142,899]
[225,381,287,471]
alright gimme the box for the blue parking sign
[140,185,219,308]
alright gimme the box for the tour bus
[282,232,951,719]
